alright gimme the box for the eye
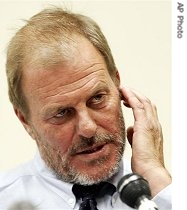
[55,108,73,118]
[92,94,105,104]
[88,93,107,109]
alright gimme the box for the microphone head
[8,201,36,210]
[117,173,152,208]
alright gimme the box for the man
[0,7,171,209]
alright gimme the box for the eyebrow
[91,82,109,93]
[41,105,65,119]
[41,81,110,118]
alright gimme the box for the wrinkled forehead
[21,34,110,89]
[20,35,113,109]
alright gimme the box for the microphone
[8,200,36,210]
[117,173,158,210]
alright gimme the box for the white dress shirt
[0,152,171,210]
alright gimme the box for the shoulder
[0,159,37,189]
[0,159,46,209]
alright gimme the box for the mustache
[70,133,124,155]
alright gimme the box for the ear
[116,70,121,81]
[114,70,124,101]
[14,108,36,140]
[114,69,121,87]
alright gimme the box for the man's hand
[120,86,171,197]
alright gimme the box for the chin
[71,158,121,185]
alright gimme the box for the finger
[131,89,158,119]
[120,86,146,121]
[120,86,158,121]
[120,86,143,109]
[152,102,159,120]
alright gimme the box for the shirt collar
[33,152,76,208]
[32,150,128,207]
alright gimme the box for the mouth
[76,143,106,155]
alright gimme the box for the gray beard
[36,108,126,185]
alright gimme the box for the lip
[75,142,107,155]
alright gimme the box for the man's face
[21,36,126,185]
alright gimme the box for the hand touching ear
[120,86,171,197]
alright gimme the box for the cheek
[98,101,122,132]
[101,113,120,131]
[36,123,75,153]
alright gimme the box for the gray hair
[6,7,117,117]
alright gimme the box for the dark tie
[72,182,116,210]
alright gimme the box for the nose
[77,109,97,138]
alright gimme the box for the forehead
[23,34,103,74]
[22,36,113,102]
[23,35,106,77]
